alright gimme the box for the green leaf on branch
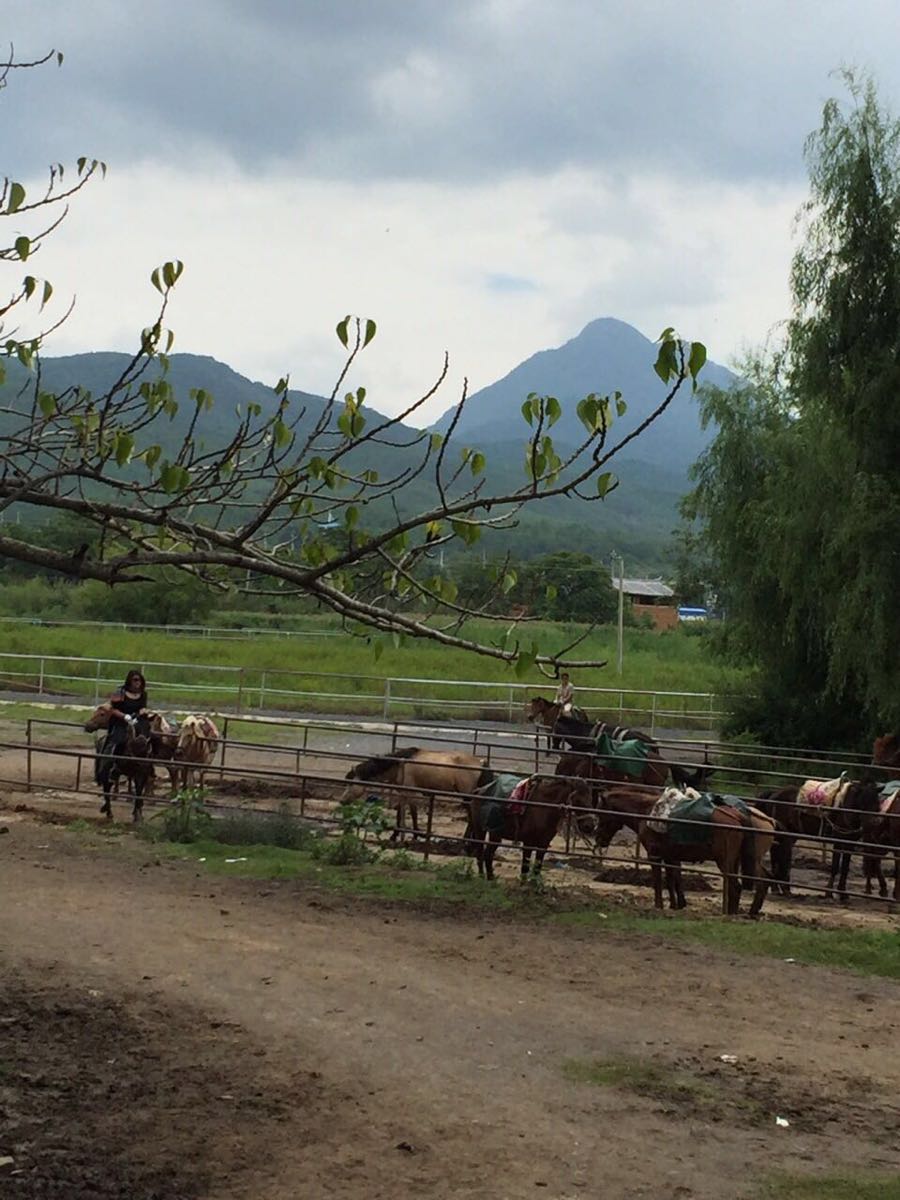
[430,432,443,451]
[273,420,291,448]
[521,398,535,426]
[615,393,627,418]
[7,182,25,213]
[143,444,162,471]
[545,396,561,427]
[514,645,537,679]
[15,236,30,261]
[363,318,377,347]
[653,338,679,384]
[470,451,486,476]
[501,570,517,594]
[114,432,135,466]
[38,393,56,417]
[596,471,617,497]
[336,315,351,348]
[688,341,707,389]
[451,519,481,546]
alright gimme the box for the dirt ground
[2,809,900,1200]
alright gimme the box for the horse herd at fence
[342,698,900,917]
[77,690,900,919]
[83,704,220,822]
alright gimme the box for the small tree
[1,50,707,675]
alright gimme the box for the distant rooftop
[613,576,675,599]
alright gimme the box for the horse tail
[739,815,757,892]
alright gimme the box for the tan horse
[343,747,491,840]
[175,715,220,789]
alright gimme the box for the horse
[85,705,180,795]
[757,777,882,901]
[873,733,900,779]
[95,713,155,822]
[525,697,591,750]
[343,748,491,841]
[175,715,220,790]
[587,781,775,916]
[465,771,591,880]
[551,735,711,794]
[862,789,900,900]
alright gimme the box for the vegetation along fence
[0,651,726,732]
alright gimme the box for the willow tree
[688,72,900,744]
[1,48,706,674]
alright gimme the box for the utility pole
[616,553,625,676]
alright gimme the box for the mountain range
[1,318,734,571]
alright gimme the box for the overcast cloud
[5,1,900,418]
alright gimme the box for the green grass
[0,617,740,721]
[152,837,527,908]
[555,909,900,979]
[759,1174,900,1199]
[562,1056,708,1105]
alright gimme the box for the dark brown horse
[95,714,156,822]
[873,733,900,779]
[757,778,883,902]
[585,780,774,916]
[343,748,491,840]
[466,772,591,881]
[861,789,900,900]
[525,697,591,750]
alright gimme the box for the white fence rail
[0,616,340,640]
[0,651,727,733]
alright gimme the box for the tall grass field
[0,615,742,722]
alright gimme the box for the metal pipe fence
[0,651,728,731]
[8,718,900,914]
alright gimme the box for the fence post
[38,657,45,696]
[26,719,32,792]
[259,671,266,710]
[507,687,515,723]
[94,659,102,704]
[236,668,245,714]
[650,693,657,737]
[219,717,228,782]
[423,796,434,863]
[383,678,391,718]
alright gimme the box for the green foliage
[151,788,213,843]
[686,72,900,746]
[453,551,618,622]
[71,570,217,625]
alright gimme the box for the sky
[6,1,900,422]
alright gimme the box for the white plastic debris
[198,857,207,862]
[775,1116,790,1128]
[718,1054,739,1064]
[0,1157,14,1169]
[224,857,248,864]
[784,957,796,963]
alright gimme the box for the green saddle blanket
[652,791,752,845]
[880,779,900,798]
[594,731,650,779]
[476,773,527,833]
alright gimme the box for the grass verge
[555,908,900,979]
[758,1174,900,1199]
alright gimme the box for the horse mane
[346,746,420,781]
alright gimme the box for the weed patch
[758,1174,900,1199]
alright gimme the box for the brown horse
[757,778,883,901]
[873,733,900,779]
[587,782,774,916]
[526,697,591,750]
[862,789,900,899]
[343,748,491,840]
[465,772,591,880]
[86,705,181,794]
[95,714,156,822]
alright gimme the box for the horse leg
[390,797,403,843]
[838,843,854,903]
[533,845,548,875]
[650,860,664,909]
[893,851,900,903]
[825,847,841,900]
[409,802,419,840]
[748,854,771,918]
[521,846,533,878]
[779,837,794,896]
[666,864,683,910]
[484,832,501,881]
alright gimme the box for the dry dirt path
[2,816,900,1199]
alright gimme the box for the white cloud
[32,158,800,420]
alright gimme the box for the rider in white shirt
[554,672,574,715]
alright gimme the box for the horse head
[525,697,551,724]
[83,705,110,733]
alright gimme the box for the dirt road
[2,814,900,1199]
